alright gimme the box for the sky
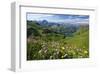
[27,13,89,24]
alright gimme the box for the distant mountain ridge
[29,20,89,27]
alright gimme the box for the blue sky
[27,13,89,24]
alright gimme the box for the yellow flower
[84,50,88,54]
[61,47,65,50]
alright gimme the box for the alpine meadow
[27,13,89,60]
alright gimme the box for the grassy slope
[65,28,89,49]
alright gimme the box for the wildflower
[61,56,64,58]
[55,49,58,51]
[61,47,65,50]
[78,56,83,58]
[53,52,56,56]
[69,47,72,49]
[34,54,36,57]
[84,50,88,54]
[44,50,47,53]
[66,46,68,49]
[57,51,59,54]
[63,54,68,57]
[72,52,76,55]
[50,56,53,59]
[38,50,42,54]
[76,48,82,51]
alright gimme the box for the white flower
[76,48,82,51]
[50,56,53,59]
[57,51,59,54]
[53,52,56,56]
[78,56,83,58]
[44,50,47,53]
[55,49,58,51]
[38,50,42,53]
[61,56,64,58]
[63,54,68,57]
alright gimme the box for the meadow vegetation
[27,20,89,60]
